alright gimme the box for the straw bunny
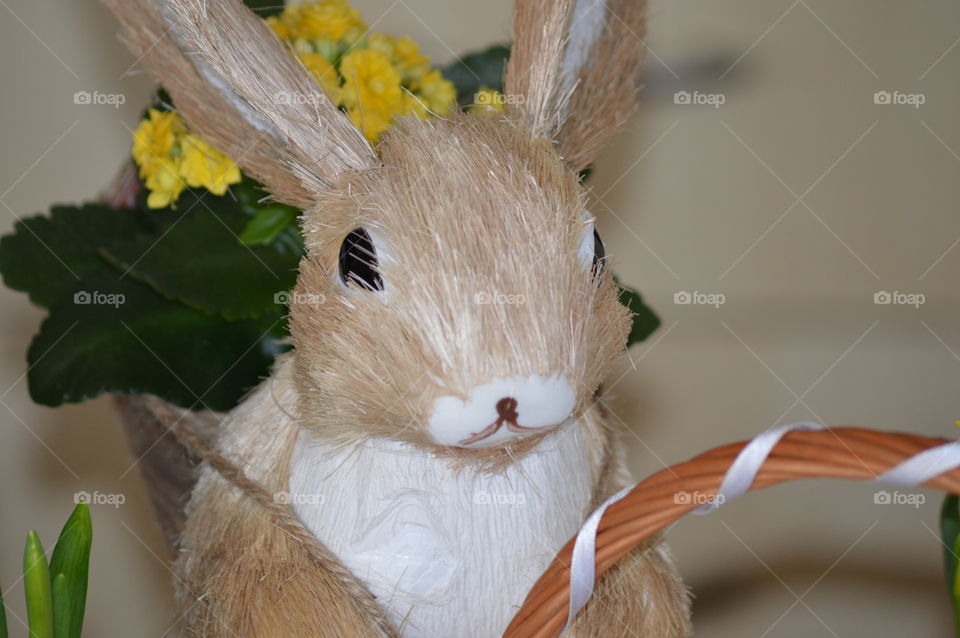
[103,0,691,635]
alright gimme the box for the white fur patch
[577,210,597,271]
[159,4,276,137]
[562,0,609,94]
[427,374,576,447]
[289,425,594,638]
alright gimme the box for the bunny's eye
[578,214,605,278]
[591,229,605,276]
[339,228,384,292]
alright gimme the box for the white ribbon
[692,421,824,514]
[877,440,960,486]
[564,484,632,630]
[560,423,960,633]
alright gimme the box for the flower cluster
[268,0,456,141]
[132,109,241,209]
[133,0,457,209]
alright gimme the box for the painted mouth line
[458,419,543,446]
[458,397,544,446]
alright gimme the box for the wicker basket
[504,428,960,638]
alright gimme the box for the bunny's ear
[504,0,647,171]
[103,0,377,208]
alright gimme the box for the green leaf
[101,199,299,321]
[1,194,291,410]
[443,44,510,105]
[51,575,70,638]
[243,0,284,18]
[941,495,960,635]
[943,496,960,593]
[239,205,299,246]
[26,274,284,411]
[226,178,272,215]
[23,531,53,638]
[618,280,661,347]
[49,504,91,638]
[0,579,8,638]
[953,535,960,638]
[0,205,150,309]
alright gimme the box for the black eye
[592,228,605,277]
[339,228,383,291]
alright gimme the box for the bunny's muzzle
[427,374,576,447]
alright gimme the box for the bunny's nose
[427,374,576,447]
[495,397,519,422]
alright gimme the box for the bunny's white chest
[289,426,596,638]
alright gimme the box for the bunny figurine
[103,0,692,636]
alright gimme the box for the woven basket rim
[503,427,960,638]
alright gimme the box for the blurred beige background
[2,0,959,635]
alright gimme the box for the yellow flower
[416,69,456,114]
[297,51,341,103]
[368,33,429,83]
[394,36,429,71]
[339,48,404,140]
[402,92,429,120]
[291,37,315,55]
[132,109,181,175]
[271,0,366,42]
[345,106,394,142]
[134,1,463,196]
[339,49,403,112]
[469,88,505,115]
[132,109,240,208]
[144,160,185,209]
[366,32,396,58]
[260,1,459,141]
[265,16,291,40]
[178,135,241,196]
[133,110,189,208]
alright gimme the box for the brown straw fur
[292,114,630,460]
[504,0,574,140]
[142,396,398,637]
[102,0,690,635]
[505,0,649,171]
[560,0,649,170]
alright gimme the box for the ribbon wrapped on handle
[519,422,960,637]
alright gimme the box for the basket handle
[503,427,960,638]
